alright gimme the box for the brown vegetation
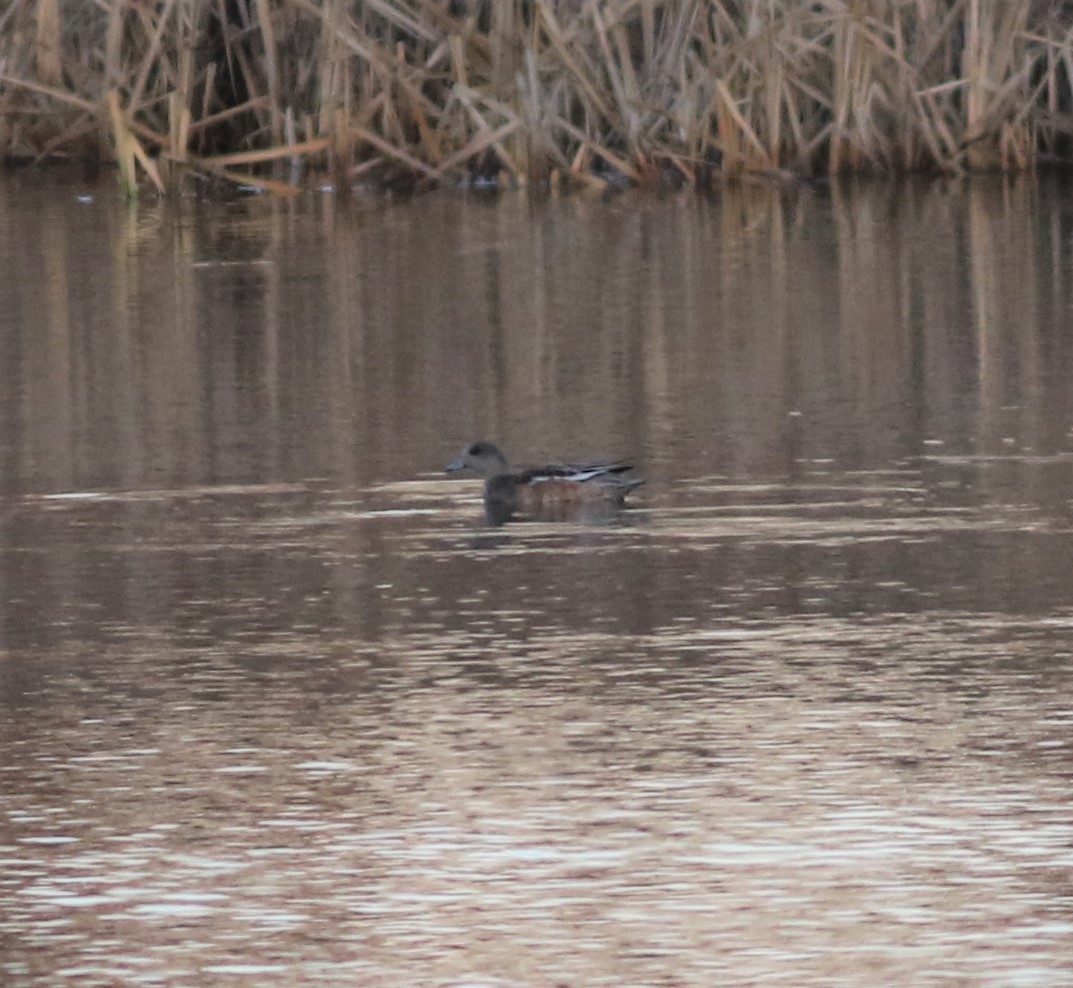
[2,0,1072,194]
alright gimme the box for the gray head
[446,441,511,478]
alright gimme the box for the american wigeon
[446,440,643,525]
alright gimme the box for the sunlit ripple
[15,600,1070,983]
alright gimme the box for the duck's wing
[563,459,633,475]
[521,460,640,485]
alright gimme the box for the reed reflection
[0,175,1071,650]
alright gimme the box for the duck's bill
[446,458,465,473]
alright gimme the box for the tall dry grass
[1,0,1072,194]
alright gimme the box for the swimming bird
[446,440,643,525]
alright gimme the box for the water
[2,172,1073,986]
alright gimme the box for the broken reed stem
[1,0,1070,194]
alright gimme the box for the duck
[446,440,643,525]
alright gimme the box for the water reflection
[2,174,1073,985]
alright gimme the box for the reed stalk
[1,0,1071,193]
[34,0,61,87]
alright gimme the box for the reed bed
[2,0,1072,194]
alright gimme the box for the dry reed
[1,0,1072,194]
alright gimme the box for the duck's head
[446,441,511,478]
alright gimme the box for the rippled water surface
[2,173,1073,986]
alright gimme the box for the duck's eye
[468,443,485,456]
